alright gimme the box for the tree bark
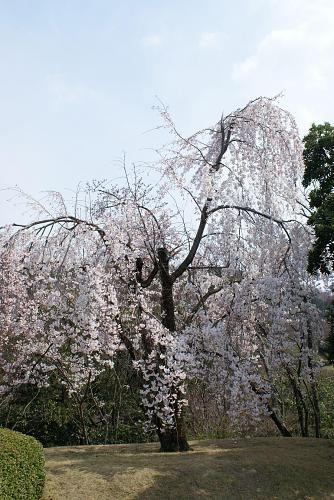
[157,247,190,452]
[307,329,321,438]
[286,367,309,437]
[268,407,292,437]
[250,382,291,437]
[156,414,190,452]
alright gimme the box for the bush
[0,382,79,447]
[0,428,45,499]
[0,358,153,447]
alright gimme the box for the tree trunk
[156,414,190,452]
[286,368,309,437]
[250,382,291,437]
[268,406,292,437]
[158,247,176,332]
[157,247,190,452]
[307,324,321,437]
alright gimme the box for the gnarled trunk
[157,247,190,452]
[157,417,190,452]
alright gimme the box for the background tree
[303,123,334,368]
[303,122,334,274]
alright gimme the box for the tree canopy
[0,97,327,449]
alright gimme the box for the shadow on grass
[43,438,334,500]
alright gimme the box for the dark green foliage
[0,356,154,447]
[303,122,334,274]
[323,305,334,364]
[0,382,80,447]
[0,428,45,500]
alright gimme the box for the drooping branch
[209,204,293,235]
[11,216,106,241]
[171,201,292,283]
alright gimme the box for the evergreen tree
[303,123,334,274]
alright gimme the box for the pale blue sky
[1,0,334,223]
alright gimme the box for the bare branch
[171,200,211,281]
[184,283,225,325]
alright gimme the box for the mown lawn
[42,437,334,499]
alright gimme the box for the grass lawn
[42,437,334,499]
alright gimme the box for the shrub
[0,358,152,447]
[0,428,45,499]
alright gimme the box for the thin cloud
[198,32,220,49]
[46,74,102,107]
[232,3,334,132]
[233,22,334,89]
[142,34,162,47]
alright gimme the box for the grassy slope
[42,438,334,500]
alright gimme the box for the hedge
[0,428,45,499]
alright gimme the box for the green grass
[42,438,334,499]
